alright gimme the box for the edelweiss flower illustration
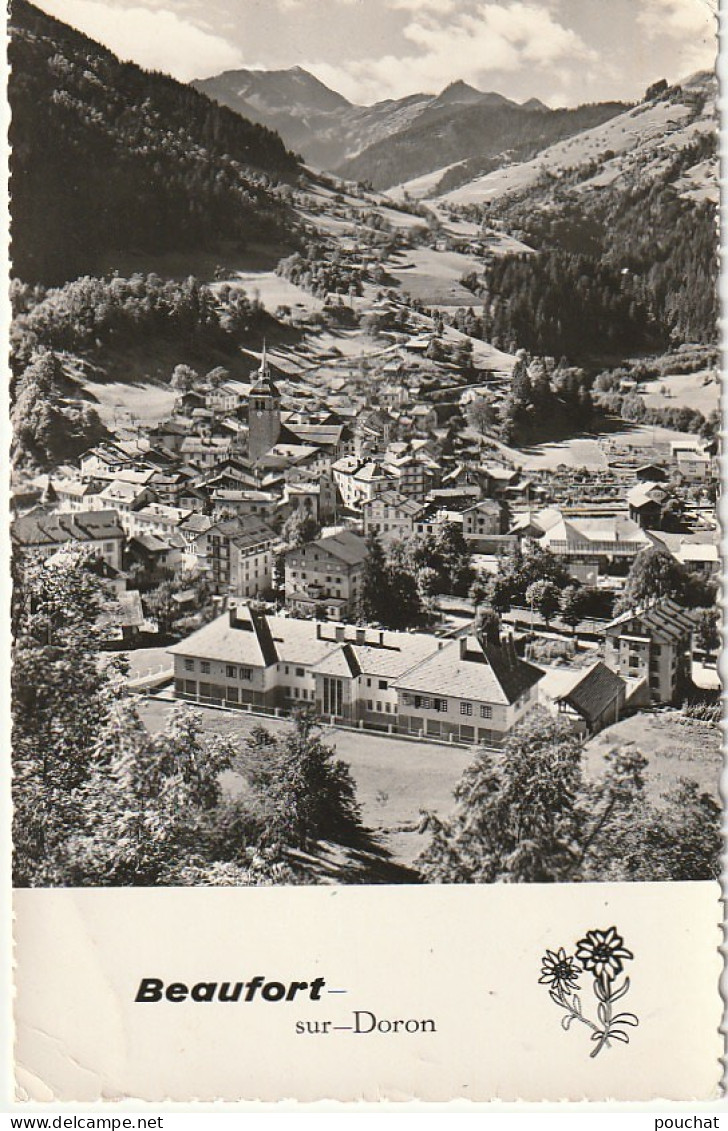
[541,925,638,1057]
[539,948,581,992]
[575,927,634,980]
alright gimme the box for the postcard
[7,0,723,1104]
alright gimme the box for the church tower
[248,343,281,463]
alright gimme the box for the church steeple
[248,343,281,463]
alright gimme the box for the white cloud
[638,0,715,36]
[636,0,717,72]
[306,1,595,104]
[33,0,246,81]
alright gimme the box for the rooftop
[396,635,543,705]
[12,509,124,547]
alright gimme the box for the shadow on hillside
[512,414,642,455]
[288,826,422,885]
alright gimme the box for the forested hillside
[9,0,302,283]
[336,99,628,191]
[480,161,716,355]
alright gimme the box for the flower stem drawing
[540,927,639,1057]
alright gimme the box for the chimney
[356,628,366,645]
[335,625,345,642]
[316,623,322,640]
[459,636,468,659]
[379,631,385,646]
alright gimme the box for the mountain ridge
[193,66,630,180]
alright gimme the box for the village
[10,204,721,871]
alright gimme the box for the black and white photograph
[9,0,720,894]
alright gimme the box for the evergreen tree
[359,531,389,624]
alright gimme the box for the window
[460,702,473,716]
[378,680,388,690]
[226,665,236,679]
[434,698,448,712]
[385,703,391,713]
[201,662,211,675]
[296,667,305,677]
[480,705,493,719]
[240,668,253,681]
[184,659,195,672]
[376,701,382,713]
[402,693,413,706]
[226,686,239,703]
[367,700,373,710]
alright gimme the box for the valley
[9,0,720,892]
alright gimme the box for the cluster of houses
[11,343,718,743]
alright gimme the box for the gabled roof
[285,424,348,447]
[555,662,625,724]
[362,490,426,516]
[12,509,124,547]
[297,529,368,566]
[98,479,150,503]
[52,477,98,498]
[606,597,697,641]
[626,482,669,508]
[396,635,543,705]
[179,513,214,534]
[209,516,276,549]
[541,515,650,546]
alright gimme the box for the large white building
[169,608,543,745]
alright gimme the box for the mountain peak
[522,97,549,112]
[433,81,513,109]
[194,65,351,116]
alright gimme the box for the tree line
[476,134,717,357]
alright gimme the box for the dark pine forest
[9,0,302,284]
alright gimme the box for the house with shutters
[285,529,367,617]
[362,490,427,544]
[12,509,125,571]
[207,516,277,597]
[394,633,542,746]
[603,597,696,705]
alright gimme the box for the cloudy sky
[32,0,717,106]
